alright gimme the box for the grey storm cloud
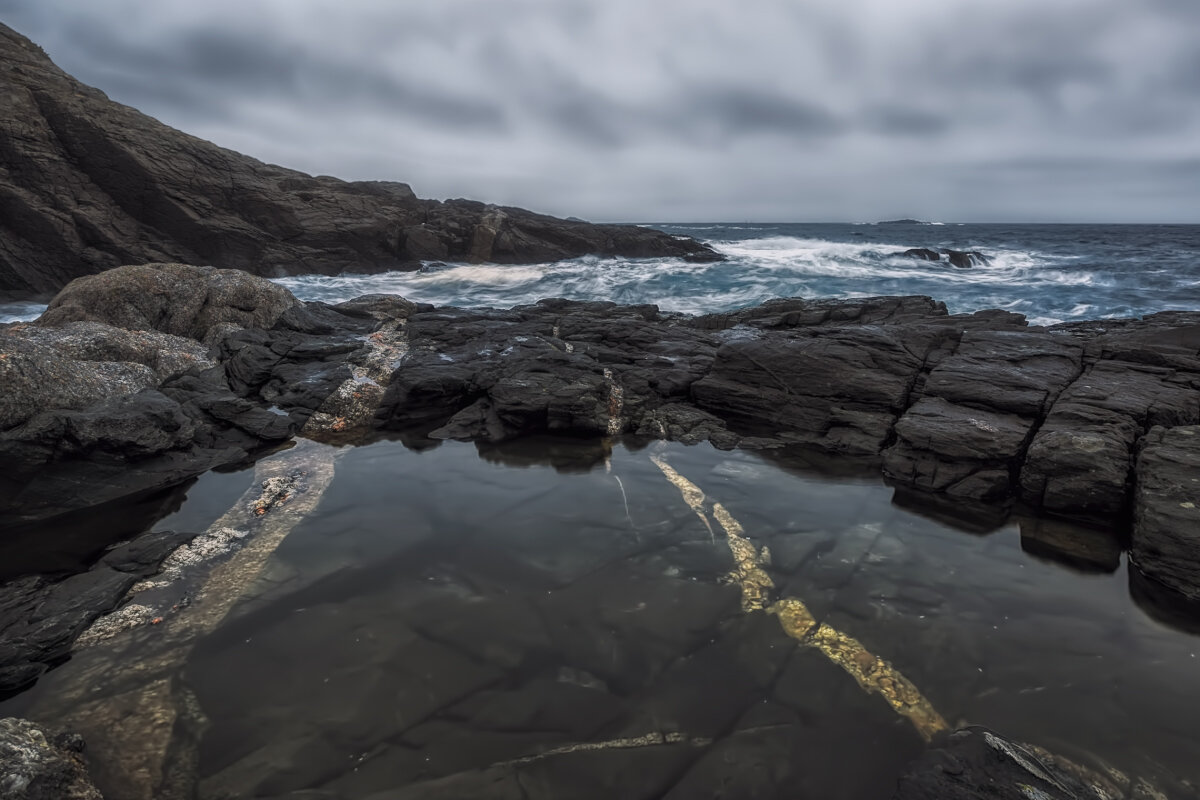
[2,0,1197,221]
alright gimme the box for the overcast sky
[3,0,1198,222]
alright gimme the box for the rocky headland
[0,22,719,299]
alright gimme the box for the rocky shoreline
[2,16,1197,800]
[0,22,720,300]
[2,262,1198,694]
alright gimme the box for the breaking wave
[4,224,1195,327]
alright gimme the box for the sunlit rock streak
[650,451,949,742]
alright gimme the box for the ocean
[3,223,1198,324]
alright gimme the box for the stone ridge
[0,23,721,298]
[2,265,1198,619]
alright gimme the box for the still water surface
[4,437,1199,798]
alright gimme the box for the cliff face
[0,24,720,298]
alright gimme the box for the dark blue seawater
[4,223,1198,325]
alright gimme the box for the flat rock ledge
[1,264,1198,610]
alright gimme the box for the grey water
[4,437,1199,798]
[3,223,1197,325]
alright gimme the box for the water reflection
[2,437,1198,798]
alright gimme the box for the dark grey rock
[692,325,927,455]
[893,726,1146,799]
[1021,360,1198,518]
[941,249,991,268]
[1130,426,1200,607]
[901,248,941,261]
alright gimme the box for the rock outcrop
[1,264,1199,612]
[0,718,101,800]
[896,248,991,267]
[0,23,720,298]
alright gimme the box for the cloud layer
[3,0,1197,221]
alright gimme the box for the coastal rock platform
[1,264,1196,799]
[2,263,1197,603]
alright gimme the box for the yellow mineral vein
[650,452,948,741]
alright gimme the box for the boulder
[941,249,991,268]
[900,248,941,261]
[36,263,304,343]
[692,326,928,455]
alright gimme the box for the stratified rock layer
[0,23,720,297]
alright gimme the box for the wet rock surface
[2,262,1199,609]
[0,529,198,696]
[893,726,1165,800]
[0,23,719,298]
[0,717,101,800]
[1131,426,1200,609]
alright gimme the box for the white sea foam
[6,229,1180,329]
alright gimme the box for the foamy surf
[1,223,1194,327]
